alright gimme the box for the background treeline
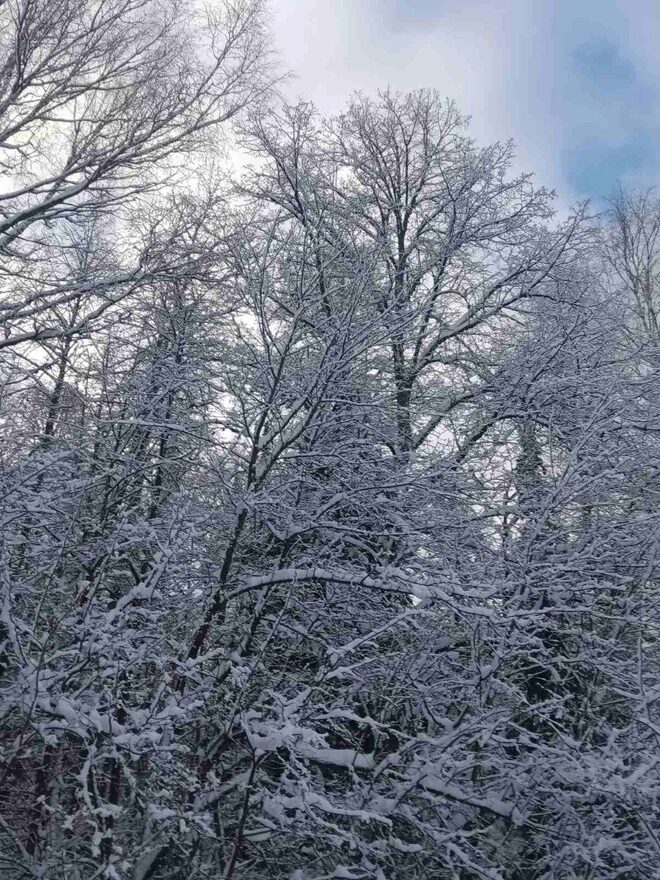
[1,2,659,878]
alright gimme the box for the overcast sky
[270,0,659,209]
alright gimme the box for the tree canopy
[0,4,659,879]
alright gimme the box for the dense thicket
[1,3,659,878]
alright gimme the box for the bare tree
[243,91,588,462]
[603,186,660,341]
[2,76,660,880]
[0,0,274,352]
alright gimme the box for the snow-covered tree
[1,17,659,876]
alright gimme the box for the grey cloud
[270,0,658,204]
